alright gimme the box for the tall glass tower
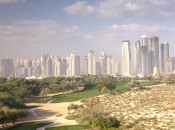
[122,41,131,76]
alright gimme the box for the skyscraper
[1,59,14,77]
[83,56,88,75]
[88,50,96,75]
[55,59,62,76]
[46,57,53,76]
[165,57,174,73]
[41,53,49,77]
[98,52,107,75]
[122,41,131,76]
[107,55,116,76]
[148,36,159,73]
[67,52,80,76]
[135,35,159,76]
[161,41,169,73]
[135,40,149,76]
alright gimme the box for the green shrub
[89,116,120,130]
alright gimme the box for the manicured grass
[141,80,162,86]
[37,82,130,103]
[6,121,51,130]
[51,82,129,103]
[46,125,92,130]
[115,82,128,91]
[38,80,160,104]
[51,86,101,103]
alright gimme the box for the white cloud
[0,20,82,59]
[125,2,140,11]
[0,20,175,60]
[82,34,93,41]
[64,0,175,20]
[64,1,94,15]
[0,0,25,4]
[0,20,80,44]
[93,23,175,45]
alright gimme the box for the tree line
[0,73,171,128]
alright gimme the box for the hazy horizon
[0,0,175,62]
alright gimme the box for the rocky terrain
[83,85,175,129]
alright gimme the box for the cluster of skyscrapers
[0,34,174,78]
[0,51,119,78]
[122,35,174,77]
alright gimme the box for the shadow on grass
[23,105,40,109]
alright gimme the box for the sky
[0,0,175,63]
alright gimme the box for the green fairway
[115,82,128,91]
[37,82,131,103]
[51,86,101,103]
[141,80,162,86]
[46,125,92,130]
[6,121,51,130]
[37,80,160,103]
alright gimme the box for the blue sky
[0,0,175,62]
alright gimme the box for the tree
[3,109,26,125]
[128,80,143,90]
[0,109,6,128]
[40,88,48,101]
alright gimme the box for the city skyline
[0,0,175,62]
[1,35,175,78]
[0,50,119,78]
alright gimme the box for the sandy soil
[16,87,84,129]
[23,100,82,129]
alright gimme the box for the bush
[67,103,84,111]
[89,116,120,130]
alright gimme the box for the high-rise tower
[135,35,159,76]
[88,50,96,75]
[161,41,169,73]
[1,59,14,77]
[122,41,131,76]
[148,36,159,73]
[98,52,107,75]
[67,52,80,76]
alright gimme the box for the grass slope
[46,125,92,130]
[51,86,101,103]
[115,82,128,91]
[37,80,161,103]
[6,121,51,130]
[141,80,162,86]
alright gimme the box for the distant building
[107,55,116,76]
[135,41,149,76]
[83,56,88,75]
[41,53,49,77]
[148,36,159,73]
[46,57,53,76]
[87,50,96,75]
[1,59,14,77]
[165,57,174,73]
[54,59,62,76]
[67,52,80,76]
[122,41,131,76]
[161,41,169,73]
[135,35,159,76]
[98,52,107,75]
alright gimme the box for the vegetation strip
[5,121,52,130]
